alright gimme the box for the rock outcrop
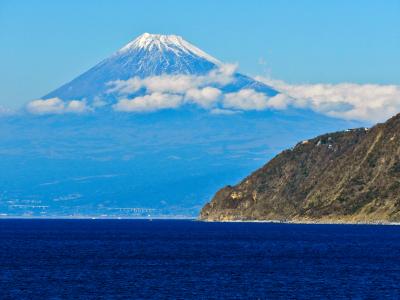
[200,113,400,223]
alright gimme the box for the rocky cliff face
[200,113,400,223]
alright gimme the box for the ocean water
[1,220,400,299]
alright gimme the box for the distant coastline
[0,216,195,220]
[198,219,400,226]
[2,216,398,225]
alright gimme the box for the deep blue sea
[1,219,400,299]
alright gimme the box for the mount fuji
[44,33,278,105]
[0,33,365,218]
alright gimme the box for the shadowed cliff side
[200,113,400,223]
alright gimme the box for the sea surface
[1,219,400,299]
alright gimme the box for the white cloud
[65,100,89,113]
[144,75,195,93]
[107,63,237,96]
[26,97,91,115]
[113,93,183,112]
[25,64,236,115]
[266,94,293,110]
[109,64,237,112]
[223,89,270,111]
[92,96,108,108]
[221,89,293,111]
[210,108,241,115]
[27,98,65,114]
[258,77,400,122]
[185,87,221,108]
[26,62,400,122]
[107,77,143,95]
[113,87,221,113]
[205,63,238,86]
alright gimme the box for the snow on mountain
[119,33,221,65]
[44,33,278,104]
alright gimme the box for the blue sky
[0,0,399,108]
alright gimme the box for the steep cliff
[200,114,400,223]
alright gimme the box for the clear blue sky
[0,0,399,108]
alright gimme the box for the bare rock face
[200,113,400,223]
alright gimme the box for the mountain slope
[44,33,278,102]
[200,113,400,223]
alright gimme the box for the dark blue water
[1,220,400,299]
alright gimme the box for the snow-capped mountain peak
[44,33,278,102]
[118,33,220,65]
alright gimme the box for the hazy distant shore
[0,216,195,220]
[1,216,399,225]
[198,219,400,225]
